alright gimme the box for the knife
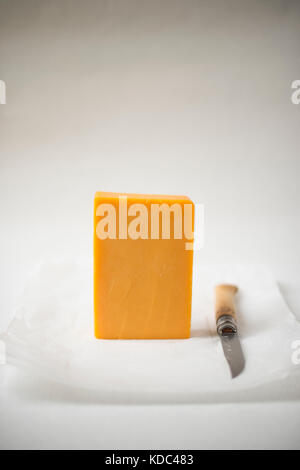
[215,284,245,379]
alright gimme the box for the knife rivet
[217,315,237,336]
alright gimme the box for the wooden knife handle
[215,284,238,322]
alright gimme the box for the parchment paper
[1,257,300,397]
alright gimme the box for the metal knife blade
[219,331,245,379]
[215,284,245,379]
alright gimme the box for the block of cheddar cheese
[94,192,194,339]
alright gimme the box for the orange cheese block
[94,192,194,339]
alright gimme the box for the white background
[0,0,300,449]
